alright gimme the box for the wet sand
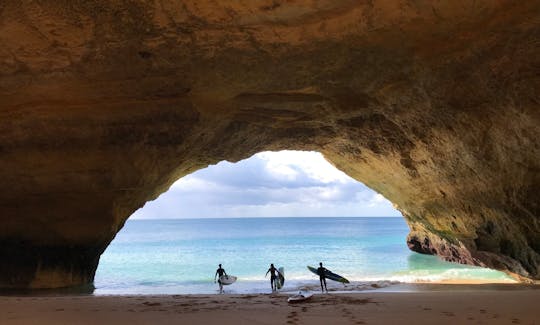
[1,284,538,324]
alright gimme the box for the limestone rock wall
[0,0,538,288]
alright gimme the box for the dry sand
[1,285,538,324]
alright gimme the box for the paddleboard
[288,291,313,303]
[276,267,285,289]
[307,265,350,284]
[219,275,237,285]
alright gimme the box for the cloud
[131,151,401,219]
[256,151,350,184]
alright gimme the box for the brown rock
[0,0,538,288]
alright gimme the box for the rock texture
[0,1,539,288]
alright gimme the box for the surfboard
[287,291,313,303]
[276,267,285,289]
[307,265,350,284]
[219,275,237,285]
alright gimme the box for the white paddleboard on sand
[219,275,237,285]
[287,291,313,303]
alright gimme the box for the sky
[131,151,401,219]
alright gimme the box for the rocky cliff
[0,0,538,288]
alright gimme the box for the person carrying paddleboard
[214,264,227,294]
[265,263,283,292]
[317,262,328,293]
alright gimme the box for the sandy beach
[1,285,538,325]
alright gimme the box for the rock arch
[0,0,538,288]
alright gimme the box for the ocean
[94,217,515,294]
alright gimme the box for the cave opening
[0,0,537,294]
[94,151,515,294]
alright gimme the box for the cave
[0,1,538,288]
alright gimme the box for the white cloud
[131,151,401,219]
[256,151,351,184]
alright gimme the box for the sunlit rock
[0,0,538,288]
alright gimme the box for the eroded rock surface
[0,0,538,288]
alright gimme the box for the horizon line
[128,215,403,221]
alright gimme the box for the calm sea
[94,217,514,294]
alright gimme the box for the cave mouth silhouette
[1,1,538,289]
[92,151,514,294]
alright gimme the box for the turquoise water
[94,217,515,294]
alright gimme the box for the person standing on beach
[214,264,227,294]
[265,263,283,292]
[317,262,328,293]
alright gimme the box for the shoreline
[1,285,538,324]
[0,279,523,297]
[92,278,519,295]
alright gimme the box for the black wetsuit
[268,266,278,280]
[266,265,281,291]
[215,267,227,293]
[216,267,226,281]
[317,266,328,292]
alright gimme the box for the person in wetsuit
[317,262,328,293]
[214,264,227,294]
[265,263,283,292]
